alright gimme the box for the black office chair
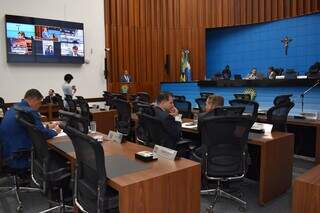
[103,91,114,107]
[273,94,293,106]
[54,94,65,110]
[195,97,207,113]
[173,99,193,118]
[229,99,259,120]
[113,99,133,137]
[132,100,149,113]
[200,92,214,98]
[0,138,40,212]
[15,106,73,213]
[62,124,119,213]
[173,95,186,101]
[140,113,191,156]
[59,110,89,134]
[200,116,253,212]
[233,93,251,101]
[266,101,295,132]
[76,96,92,121]
[135,92,150,103]
[213,106,245,116]
[65,95,77,113]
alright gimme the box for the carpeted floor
[0,158,315,213]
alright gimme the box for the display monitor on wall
[5,15,85,64]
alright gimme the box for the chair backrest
[136,112,151,145]
[76,96,91,120]
[59,110,89,134]
[102,91,114,107]
[140,113,177,150]
[133,102,155,115]
[200,116,252,177]
[14,106,49,174]
[195,98,207,113]
[200,92,214,98]
[266,101,295,132]
[55,94,65,110]
[173,99,192,118]
[63,124,107,213]
[65,95,77,112]
[0,97,7,115]
[113,99,132,134]
[213,106,245,116]
[173,95,186,101]
[136,92,150,103]
[233,93,251,101]
[273,94,292,106]
[229,99,259,119]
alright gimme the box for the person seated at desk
[221,65,231,80]
[244,67,264,80]
[42,89,59,104]
[268,66,278,80]
[120,70,132,83]
[193,95,225,161]
[154,92,182,142]
[0,89,61,169]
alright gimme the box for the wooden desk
[39,104,59,121]
[292,164,320,213]
[48,136,201,213]
[182,118,294,205]
[90,109,117,134]
[258,115,320,163]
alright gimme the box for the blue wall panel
[206,13,320,79]
[161,82,320,115]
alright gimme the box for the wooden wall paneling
[234,0,241,25]
[222,0,230,26]
[278,0,285,19]
[240,0,247,25]
[246,0,253,24]
[271,0,278,20]
[265,0,272,21]
[105,0,320,97]
[216,0,223,27]
[292,0,298,16]
[252,0,259,23]
[259,0,266,22]
[284,0,291,18]
[298,0,305,15]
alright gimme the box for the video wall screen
[5,15,85,63]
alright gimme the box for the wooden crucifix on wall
[281,36,293,56]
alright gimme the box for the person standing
[120,70,132,83]
[62,74,76,98]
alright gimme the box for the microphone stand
[300,80,320,113]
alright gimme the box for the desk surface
[48,135,199,190]
[292,164,320,213]
[182,118,293,146]
[48,134,201,213]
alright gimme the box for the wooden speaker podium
[108,82,154,100]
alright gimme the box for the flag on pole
[180,49,192,82]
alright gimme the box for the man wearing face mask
[0,89,60,169]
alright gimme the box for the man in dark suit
[120,70,132,83]
[42,89,59,104]
[154,92,182,143]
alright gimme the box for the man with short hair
[42,89,59,104]
[154,92,181,142]
[0,89,60,168]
